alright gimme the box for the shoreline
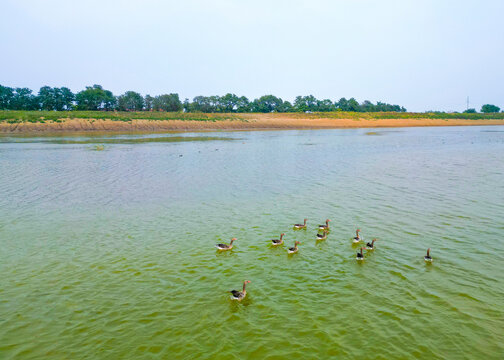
[1,116,504,133]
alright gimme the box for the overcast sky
[1,0,503,111]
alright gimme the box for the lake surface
[1,127,503,359]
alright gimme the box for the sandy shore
[1,115,504,133]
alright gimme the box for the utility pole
[466,96,469,110]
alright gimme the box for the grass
[285,111,504,120]
[0,111,247,123]
[0,110,503,124]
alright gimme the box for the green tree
[75,85,116,110]
[360,100,375,112]
[38,86,55,110]
[218,93,240,112]
[152,93,182,111]
[336,97,349,111]
[183,98,190,112]
[58,87,75,110]
[347,98,361,112]
[38,86,74,110]
[190,96,216,112]
[250,95,285,113]
[293,95,319,112]
[117,91,144,111]
[10,88,39,110]
[481,104,500,113]
[317,99,335,112]
[277,100,293,113]
[463,108,477,113]
[144,95,154,111]
[0,85,14,109]
[235,96,250,112]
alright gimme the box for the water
[1,127,503,359]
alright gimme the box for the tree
[318,99,335,112]
[75,85,116,110]
[481,104,500,113]
[183,98,190,112]
[293,95,319,112]
[250,95,285,113]
[144,95,154,111]
[277,100,293,113]
[117,91,144,111]
[38,86,56,110]
[152,93,182,111]
[38,86,74,110]
[190,96,214,112]
[347,98,360,112]
[463,108,477,113]
[0,85,14,109]
[235,96,250,112]
[10,88,39,110]
[57,87,75,110]
[336,97,349,111]
[360,100,375,112]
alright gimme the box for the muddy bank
[1,116,504,133]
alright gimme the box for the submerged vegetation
[4,135,237,145]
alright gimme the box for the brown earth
[1,115,504,133]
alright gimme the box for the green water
[1,127,503,359]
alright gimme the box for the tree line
[0,84,406,113]
[0,83,502,113]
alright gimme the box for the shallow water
[1,127,503,359]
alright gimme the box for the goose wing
[230,290,242,298]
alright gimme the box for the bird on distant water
[316,230,328,240]
[293,219,308,229]
[424,248,433,262]
[366,239,377,250]
[271,233,285,246]
[356,247,365,261]
[288,241,301,254]
[318,219,331,231]
[215,238,236,251]
[353,229,362,243]
[230,280,251,301]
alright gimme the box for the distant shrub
[481,104,500,113]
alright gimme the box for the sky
[1,0,503,112]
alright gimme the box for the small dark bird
[230,280,251,301]
[318,219,331,230]
[293,219,307,229]
[271,233,285,246]
[424,248,433,262]
[366,239,377,250]
[288,241,301,254]
[356,247,365,261]
[316,230,328,240]
[215,238,236,251]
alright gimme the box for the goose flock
[217,219,434,301]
